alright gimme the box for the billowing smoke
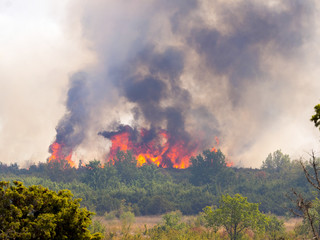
[49,72,90,158]
[48,0,320,167]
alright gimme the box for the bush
[0,181,102,240]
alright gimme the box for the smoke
[2,0,320,167]
[51,0,320,167]
[50,72,90,156]
[0,0,94,167]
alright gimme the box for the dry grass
[93,215,304,236]
[283,217,303,232]
[93,215,163,234]
[93,215,197,233]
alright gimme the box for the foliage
[190,149,227,185]
[307,197,320,236]
[89,220,106,237]
[203,194,268,240]
[0,181,102,240]
[311,104,320,130]
[288,105,320,240]
[0,149,313,217]
[120,211,135,228]
[120,211,135,235]
[261,150,291,173]
[162,210,185,230]
[265,215,286,240]
[292,196,320,239]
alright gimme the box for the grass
[283,217,302,232]
[93,215,304,239]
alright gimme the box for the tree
[265,214,285,240]
[290,153,320,239]
[203,194,268,240]
[190,149,226,185]
[82,160,119,190]
[0,181,102,240]
[288,103,320,239]
[261,150,291,173]
[162,210,184,230]
[311,104,320,130]
[113,151,141,184]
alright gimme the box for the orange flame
[107,127,198,169]
[210,136,233,167]
[48,129,233,169]
[226,161,234,167]
[211,136,219,153]
[48,142,75,168]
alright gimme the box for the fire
[211,147,218,153]
[210,137,234,167]
[226,161,234,167]
[48,142,75,168]
[48,126,234,169]
[104,126,198,169]
[211,136,219,153]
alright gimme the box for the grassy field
[94,215,163,233]
[283,217,303,232]
[93,215,303,235]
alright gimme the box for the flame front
[48,142,75,168]
[106,127,198,169]
[49,126,233,169]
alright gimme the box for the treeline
[0,149,314,216]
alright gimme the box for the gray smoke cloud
[49,0,320,167]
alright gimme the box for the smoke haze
[1,0,320,167]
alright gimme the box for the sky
[1,0,320,168]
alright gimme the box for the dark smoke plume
[49,72,90,156]
[49,0,319,167]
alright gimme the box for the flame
[211,147,218,153]
[211,136,219,153]
[106,127,198,169]
[48,127,233,169]
[226,161,234,167]
[215,136,219,145]
[48,142,75,168]
[210,137,233,167]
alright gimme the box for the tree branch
[300,155,320,191]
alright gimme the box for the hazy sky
[1,0,320,168]
[0,0,94,166]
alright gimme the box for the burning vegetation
[99,125,199,169]
[48,142,75,168]
[48,124,233,169]
[46,0,313,169]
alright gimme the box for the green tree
[311,104,320,130]
[162,210,185,230]
[190,149,226,185]
[82,160,119,190]
[265,214,285,240]
[0,181,102,240]
[261,150,291,173]
[113,151,141,184]
[203,194,268,240]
